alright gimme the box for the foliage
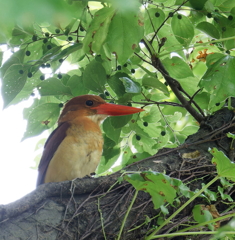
[1,0,235,238]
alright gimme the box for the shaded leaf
[120,77,141,93]
[196,22,220,39]
[103,118,121,143]
[83,60,107,93]
[199,55,235,107]
[106,9,144,64]
[162,56,194,79]
[142,75,169,95]
[23,103,60,140]
[67,75,88,96]
[37,78,72,96]
[110,114,133,129]
[171,14,194,47]
[1,64,28,108]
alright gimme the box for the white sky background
[0,96,45,204]
[0,48,43,204]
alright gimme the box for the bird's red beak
[91,103,144,116]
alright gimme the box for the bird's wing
[36,121,70,186]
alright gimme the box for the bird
[36,94,144,186]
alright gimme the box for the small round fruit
[117,65,121,70]
[161,131,166,136]
[131,69,135,74]
[19,70,24,74]
[32,35,37,41]
[136,135,141,141]
[40,75,45,80]
[155,12,160,17]
[57,73,62,79]
[143,122,148,127]
[55,29,60,34]
[27,72,33,78]
[47,45,52,50]
[59,103,64,108]
[25,50,31,56]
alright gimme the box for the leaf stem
[149,231,235,239]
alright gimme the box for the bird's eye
[86,100,93,106]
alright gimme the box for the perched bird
[36,95,143,186]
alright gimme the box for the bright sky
[0,95,47,204]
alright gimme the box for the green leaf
[107,72,127,96]
[23,103,60,140]
[50,43,83,62]
[144,8,165,35]
[181,125,199,136]
[202,183,217,201]
[223,27,235,50]
[130,122,157,155]
[162,56,194,79]
[199,55,235,107]
[192,205,214,230]
[37,78,72,96]
[218,186,233,201]
[67,75,89,96]
[64,18,77,36]
[189,0,208,10]
[142,75,169,95]
[1,49,25,77]
[171,14,194,47]
[120,77,141,93]
[196,22,220,39]
[210,148,235,181]
[83,7,115,54]
[1,64,28,108]
[105,9,144,64]
[110,114,133,129]
[124,172,177,209]
[82,60,107,93]
[142,105,161,123]
[165,112,182,122]
[103,118,121,143]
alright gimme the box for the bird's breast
[44,120,103,183]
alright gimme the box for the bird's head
[58,95,144,124]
